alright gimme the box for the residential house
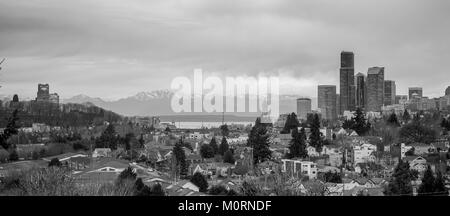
[281,159,318,179]
[92,148,112,158]
[409,143,431,155]
[405,156,428,173]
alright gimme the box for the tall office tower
[445,86,450,96]
[366,67,385,112]
[336,94,340,115]
[339,51,356,114]
[318,85,337,120]
[296,98,312,120]
[355,73,366,109]
[384,80,396,106]
[408,87,423,100]
[36,83,50,102]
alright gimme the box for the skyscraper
[36,83,50,102]
[318,85,337,120]
[296,98,311,120]
[384,80,396,106]
[355,73,366,109]
[366,67,384,112]
[408,87,423,100]
[339,51,356,114]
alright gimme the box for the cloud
[0,0,449,99]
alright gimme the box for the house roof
[409,143,429,148]
[42,152,88,161]
[405,155,426,162]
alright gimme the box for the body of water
[161,121,254,129]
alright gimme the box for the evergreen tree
[351,107,371,136]
[309,114,323,153]
[282,112,300,134]
[385,159,414,196]
[387,112,400,127]
[403,109,411,123]
[219,136,229,156]
[0,109,19,150]
[173,139,188,178]
[117,167,137,182]
[200,144,214,159]
[247,118,272,165]
[223,150,235,164]
[190,172,208,192]
[96,124,118,150]
[418,165,435,196]
[219,124,230,137]
[209,137,219,155]
[288,128,308,159]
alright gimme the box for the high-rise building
[366,67,384,112]
[339,51,356,114]
[36,84,50,102]
[408,87,423,100]
[384,80,396,106]
[355,73,366,109]
[445,86,450,96]
[296,98,312,120]
[318,85,337,120]
[49,93,59,104]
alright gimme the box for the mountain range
[62,90,318,119]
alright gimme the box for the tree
[218,136,229,156]
[239,179,264,196]
[350,107,371,136]
[418,165,435,196]
[200,144,214,159]
[96,124,118,150]
[190,172,208,192]
[223,150,235,164]
[234,163,249,176]
[208,185,229,195]
[133,178,152,196]
[402,109,411,122]
[309,114,323,153]
[48,158,62,167]
[434,171,448,195]
[0,109,20,150]
[219,124,230,137]
[117,166,137,185]
[387,113,401,127]
[399,122,437,144]
[8,149,19,161]
[282,112,300,134]
[149,183,165,196]
[209,137,219,155]
[322,171,342,183]
[384,159,414,196]
[288,128,307,159]
[247,118,271,165]
[173,139,188,178]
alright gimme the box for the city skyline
[1,0,450,100]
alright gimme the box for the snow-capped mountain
[62,90,317,117]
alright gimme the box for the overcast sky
[1,0,450,100]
